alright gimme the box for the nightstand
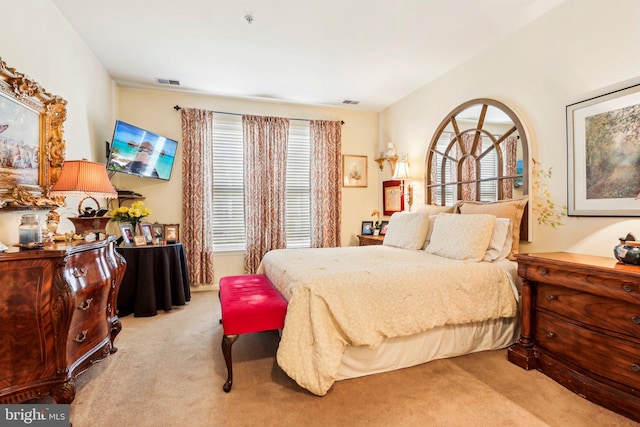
[358,234,384,246]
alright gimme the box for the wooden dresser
[508,252,640,422]
[0,237,126,404]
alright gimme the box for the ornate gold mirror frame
[0,57,66,209]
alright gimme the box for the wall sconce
[374,142,399,173]
[392,155,413,207]
[50,159,118,239]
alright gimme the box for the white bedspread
[257,245,518,396]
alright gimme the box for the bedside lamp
[392,155,413,207]
[50,159,118,239]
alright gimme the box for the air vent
[342,99,360,105]
[155,78,181,86]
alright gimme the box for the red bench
[219,274,288,392]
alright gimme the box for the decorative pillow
[457,197,527,260]
[483,218,512,262]
[426,213,496,262]
[412,203,455,215]
[382,211,431,250]
[422,215,439,250]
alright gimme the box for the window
[212,113,245,251]
[285,120,311,248]
[432,134,498,204]
[211,114,311,252]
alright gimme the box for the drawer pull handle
[539,268,548,276]
[546,332,555,338]
[74,330,88,343]
[632,316,640,325]
[73,268,88,278]
[632,364,640,373]
[547,295,556,301]
[78,298,93,311]
[624,285,632,292]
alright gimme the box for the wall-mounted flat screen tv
[106,120,178,181]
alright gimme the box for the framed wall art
[342,155,367,187]
[0,57,67,209]
[567,83,640,216]
[383,180,403,216]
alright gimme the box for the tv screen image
[107,120,178,180]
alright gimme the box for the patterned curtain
[310,120,342,248]
[180,108,215,286]
[243,115,289,273]
[455,133,481,201]
[502,136,518,198]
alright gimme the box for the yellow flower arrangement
[109,201,151,228]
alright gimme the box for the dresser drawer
[67,285,109,362]
[537,283,640,339]
[535,312,640,390]
[64,249,110,292]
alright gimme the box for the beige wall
[115,88,378,284]
[0,0,116,244]
[379,0,640,258]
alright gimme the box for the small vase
[614,241,640,265]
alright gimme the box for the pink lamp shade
[50,159,118,200]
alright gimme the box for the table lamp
[49,159,118,239]
[392,155,413,207]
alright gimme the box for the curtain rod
[173,105,344,125]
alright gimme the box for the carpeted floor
[58,291,636,426]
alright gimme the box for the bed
[259,98,530,396]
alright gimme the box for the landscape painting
[568,84,640,216]
[0,92,40,186]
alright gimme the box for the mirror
[425,98,529,238]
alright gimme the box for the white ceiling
[51,0,567,112]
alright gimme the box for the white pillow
[382,212,430,250]
[426,213,495,262]
[483,218,513,262]
[422,215,439,250]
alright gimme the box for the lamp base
[68,216,112,240]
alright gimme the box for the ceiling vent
[342,99,360,105]
[155,78,181,86]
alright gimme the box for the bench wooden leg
[222,334,239,392]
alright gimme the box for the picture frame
[342,155,367,187]
[383,180,404,216]
[118,223,134,245]
[567,83,640,216]
[139,223,154,244]
[152,222,165,242]
[164,224,180,243]
[0,57,67,209]
[379,220,389,236]
[361,221,374,235]
[133,235,147,247]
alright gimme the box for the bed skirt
[337,312,520,380]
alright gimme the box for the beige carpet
[59,291,636,426]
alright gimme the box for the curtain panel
[180,108,215,286]
[243,115,289,273]
[310,120,342,248]
[502,136,518,198]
